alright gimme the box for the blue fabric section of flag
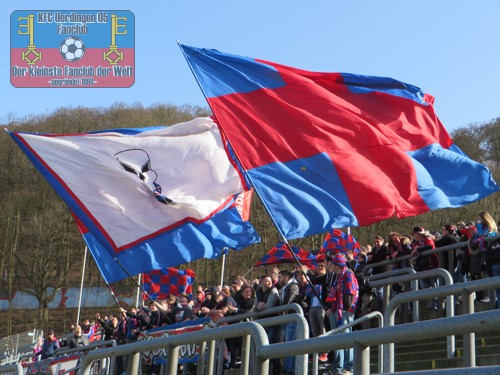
[247,152,357,240]
[340,73,428,105]
[83,231,128,284]
[88,126,165,135]
[181,45,285,98]
[407,143,499,210]
[82,203,260,283]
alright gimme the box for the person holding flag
[326,254,359,375]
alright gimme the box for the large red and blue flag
[180,44,499,240]
[254,242,317,267]
[143,268,196,300]
[9,117,260,283]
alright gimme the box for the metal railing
[311,311,384,375]
[0,329,42,365]
[366,267,420,321]
[214,303,306,375]
[0,363,22,375]
[384,276,500,373]
[262,308,500,375]
[80,322,269,375]
[361,233,500,280]
[5,295,493,375]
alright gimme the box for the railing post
[127,352,141,375]
[462,289,476,367]
[353,342,370,375]
[166,345,179,375]
[239,334,250,375]
[196,341,206,375]
[206,340,217,375]
[412,279,420,322]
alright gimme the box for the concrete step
[393,343,500,362]
[394,353,500,372]
[392,333,500,353]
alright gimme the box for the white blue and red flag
[180,44,499,239]
[9,117,260,283]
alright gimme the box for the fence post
[353,342,370,375]
[462,289,476,367]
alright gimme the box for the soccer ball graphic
[60,37,86,62]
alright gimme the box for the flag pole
[220,247,229,287]
[135,273,142,308]
[111,256,173,324]
[220,254,226,287]
[76,246,88,326]
[179,43,325,308]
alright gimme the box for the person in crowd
[222,285,238,312]
[387,232,412,270]
[80,318,96,341]
[435,224,459,280]
[225,285,256,369]
[367,236,390,275]
[95,313,118,341]
[353,250,369,278]
[192,290,205,317]
[302,267,328,362]
[487,227,500,308]
[278,269,301,375]
[270,267,281,290]
[172,294,194,323]
[120,306,147,343]
[230,278,245,307]
[358,283,383,329]
[199,287,228,320]
[113,311,128,375]
[411,226,438,309]
[470,211,497,302]
[326,253,359,375]
[367,236,391,302]
[144,300,163,328]
[39,329,60,359]
[253,275,281,375]
[67,325,90,348]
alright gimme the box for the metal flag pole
[220,247,228,287]
[76,246,88,326]
[135,273,142,308]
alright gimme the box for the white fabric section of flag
[18,117,244,249]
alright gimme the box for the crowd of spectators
[32,211,500,375]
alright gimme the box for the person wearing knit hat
[325,252,358,374]
[331,253,347,267]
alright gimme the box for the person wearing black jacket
[278,270,301,375]
[67,325,90,348]
[95,313,118,341]
[435,224,459,278]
